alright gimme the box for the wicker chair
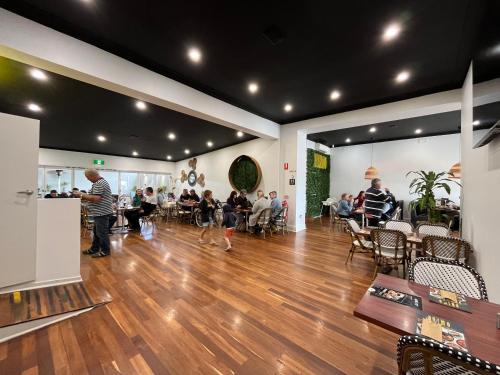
[254,208,273,238]
[422,235,473,263]
[176,202,191,224]
[80,205,94,238]
[371,228,407,279]
[345,219,373,264]
[274,207,288,235]
[409,257,488,300]
[398,335,499,374]
[384,219,414,233]
[141,207,161,231]
[416,223,449,237]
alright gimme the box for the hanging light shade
[364,166,379,180]
[449,162,461,179]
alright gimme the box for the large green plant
[306,149,330,217]
[406,170,459,223]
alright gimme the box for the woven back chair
[330,203,345,230]
[409,257,488,300]
[398,335,499,375]
[176,202,191,223]
[422,235,472,263]
[256,208,273,238]
[416,223,449,237]
[345,219,373,264]
[384,219,414,233]
[80,205,94,238]
[371,228,407,279]
[274,207,288,235]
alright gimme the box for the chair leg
[345,244,354,264]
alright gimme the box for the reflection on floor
[0,218,398,374]
[0,282,111,329]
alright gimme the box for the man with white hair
[248,190,270,232]
[73,168,113,257]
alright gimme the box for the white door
[0,112,39,288]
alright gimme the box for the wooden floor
[0,218,399,375]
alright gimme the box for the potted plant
[406,170,460,223]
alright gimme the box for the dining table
[354,274,500,365]
[235,207,252,232]
[357,226,426,246]
[112,205,141,233]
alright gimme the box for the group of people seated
[44,187,87,198]
[125,187,158,231]
[336,178,398,225]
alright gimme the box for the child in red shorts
[222,204,237,251]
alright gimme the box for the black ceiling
[0,0,494,124]
[308,100,500,147]
[473,0,500,83]
[0,56,255,161]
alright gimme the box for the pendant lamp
[364,141,379,180]
[449,162,461,179]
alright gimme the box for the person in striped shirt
[365,178,390,226]
[74,169,113,258]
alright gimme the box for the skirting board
[0,276,83,294]
[0,306,94,344]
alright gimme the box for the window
[99,170,119,194]
[120,172,138,197]
[38,167,45,195]
[140,173,156,189]
[74,169,93,192]
[45,168,72,193]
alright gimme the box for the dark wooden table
[354,274,500,364]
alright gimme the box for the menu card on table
[416,311,468,351]
[368,285,422,309]
[429,287,471,312]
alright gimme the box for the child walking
[222,203,237,251]
[198,190,217,245]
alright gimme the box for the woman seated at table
[226,191,237,208]
[353,191,365,208]
[336,193,353,218]
[125,187,157,231]
[132,188,144,207]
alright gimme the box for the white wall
[39,148,176,174]
[306,140,331,155]
[175,138,280,202]
[330,134,462,217]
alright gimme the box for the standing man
[365,178,390,226]
[74,169,113,258]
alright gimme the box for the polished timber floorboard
[0,219,398,374]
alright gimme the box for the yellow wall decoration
[313,152,328,169]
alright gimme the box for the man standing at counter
[73,168,113,258]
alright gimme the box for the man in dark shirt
[234,189,250,209]
[365,178,390,226]
[189,189,200,202]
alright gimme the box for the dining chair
[255,208,273,238]
[384,219,414,233]
[175,202,191,224]
[416,223,449,237]
[422,235,473,263]
[141,208,161,232]
[370,228,407,279]
[80,205,94,238]
[274,207,288,235]
[408,257,488,300]
[345,219,373,264]
[397,334,499,375]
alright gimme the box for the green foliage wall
[306,149,331,217]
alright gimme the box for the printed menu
[368,285,422,309]
[416,311,468,351]
[428,287,471,312]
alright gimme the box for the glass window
[45,168,72,193]
[156,174,171,191]
[74,169,93,192]
[120,172,138,197]
[38,167,45,196]
[99,170,119,194]
[140,173,156,189]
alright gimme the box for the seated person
[59,192,69,198]
[269,191,282,218]
[353,191,365,208]
[226,190,238,208]
[44,189,58,198]
[179,189,190,202]
[69,187,80,198]
[248,190,270,233]
[234,189,250,228]
[189,189,200,202]
[336,193,353,218]
[125,187,158,231]
[156,187,166,207]
[167,192,176,200]
[381,188,397,219]
[132,188,144,207]
[108,195,119,233]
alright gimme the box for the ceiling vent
[262,25,286,46]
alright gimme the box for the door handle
[17,189,34,195]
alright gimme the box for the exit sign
[93,159,105,166]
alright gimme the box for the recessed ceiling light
[166,155,172,160]
[415,128,422,134]
[236,131,244,138]
[395,70,410,83]
[188,47,202,63]
[97,135,106,142]
[135,100,147,110]
[30,68,48,81]
[184,149,190,155]
[345,138,351,143]
[206,141,214,147]
[167,132,176,140]
[330,90,341,100]
[473,120,480,126]
[284,103,293,112]
[383,23,401,42]
[132,151,139,156]
[369,127,377,133]
[248,82,259,94]
[27,103,42,112]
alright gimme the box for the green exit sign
[93,159,105,166]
